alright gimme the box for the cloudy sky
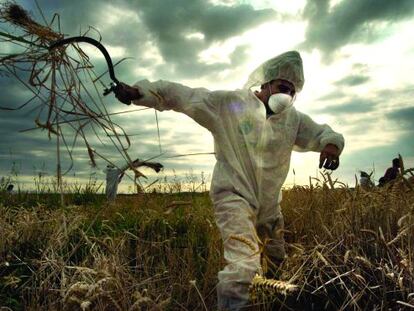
[0,0,413,192]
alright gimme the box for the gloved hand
[319,144,340,170]
[114,82,142,105]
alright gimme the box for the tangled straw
[0,2,149,187]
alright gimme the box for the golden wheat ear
[249,274,298,298]
[228,234,258,252]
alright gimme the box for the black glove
[114,82,142,105]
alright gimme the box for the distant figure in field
[6,184,14,193]
[105,159,163,200]
[378,158,401,187]
[359,171,374,189]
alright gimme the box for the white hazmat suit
[131,51,344,310]
[104,165,124,200]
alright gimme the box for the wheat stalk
[228,234,258,252]
[250,274,298,297]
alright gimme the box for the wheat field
[0,175,413,310]
[0,3,413,310]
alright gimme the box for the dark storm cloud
[17,0,275,79]
[312,98,378,114]
[17,0,106,35]
[230,44,251,66]
[301,0,414,57]
[3,0,148,85]
[317,90,347,101]
[4,0,277,80]
[0,74,52,135]
[0,113,44,157]
[136,0,275,44]
[134,0,276,78]
[334,74,370,87]
[388,106,414,132]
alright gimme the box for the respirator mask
[268,92,294,114]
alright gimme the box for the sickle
[49,36,119,95]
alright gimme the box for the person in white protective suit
[104,164,124,200]
[113,51,344,310]
[104,159,163,200]
[359,171,374,190]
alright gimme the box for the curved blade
[49,36,119,85]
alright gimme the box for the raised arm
[114,80,218,132]
[294,111,345,170]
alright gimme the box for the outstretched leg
[256,191,286,276]
[214,193,262,311]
